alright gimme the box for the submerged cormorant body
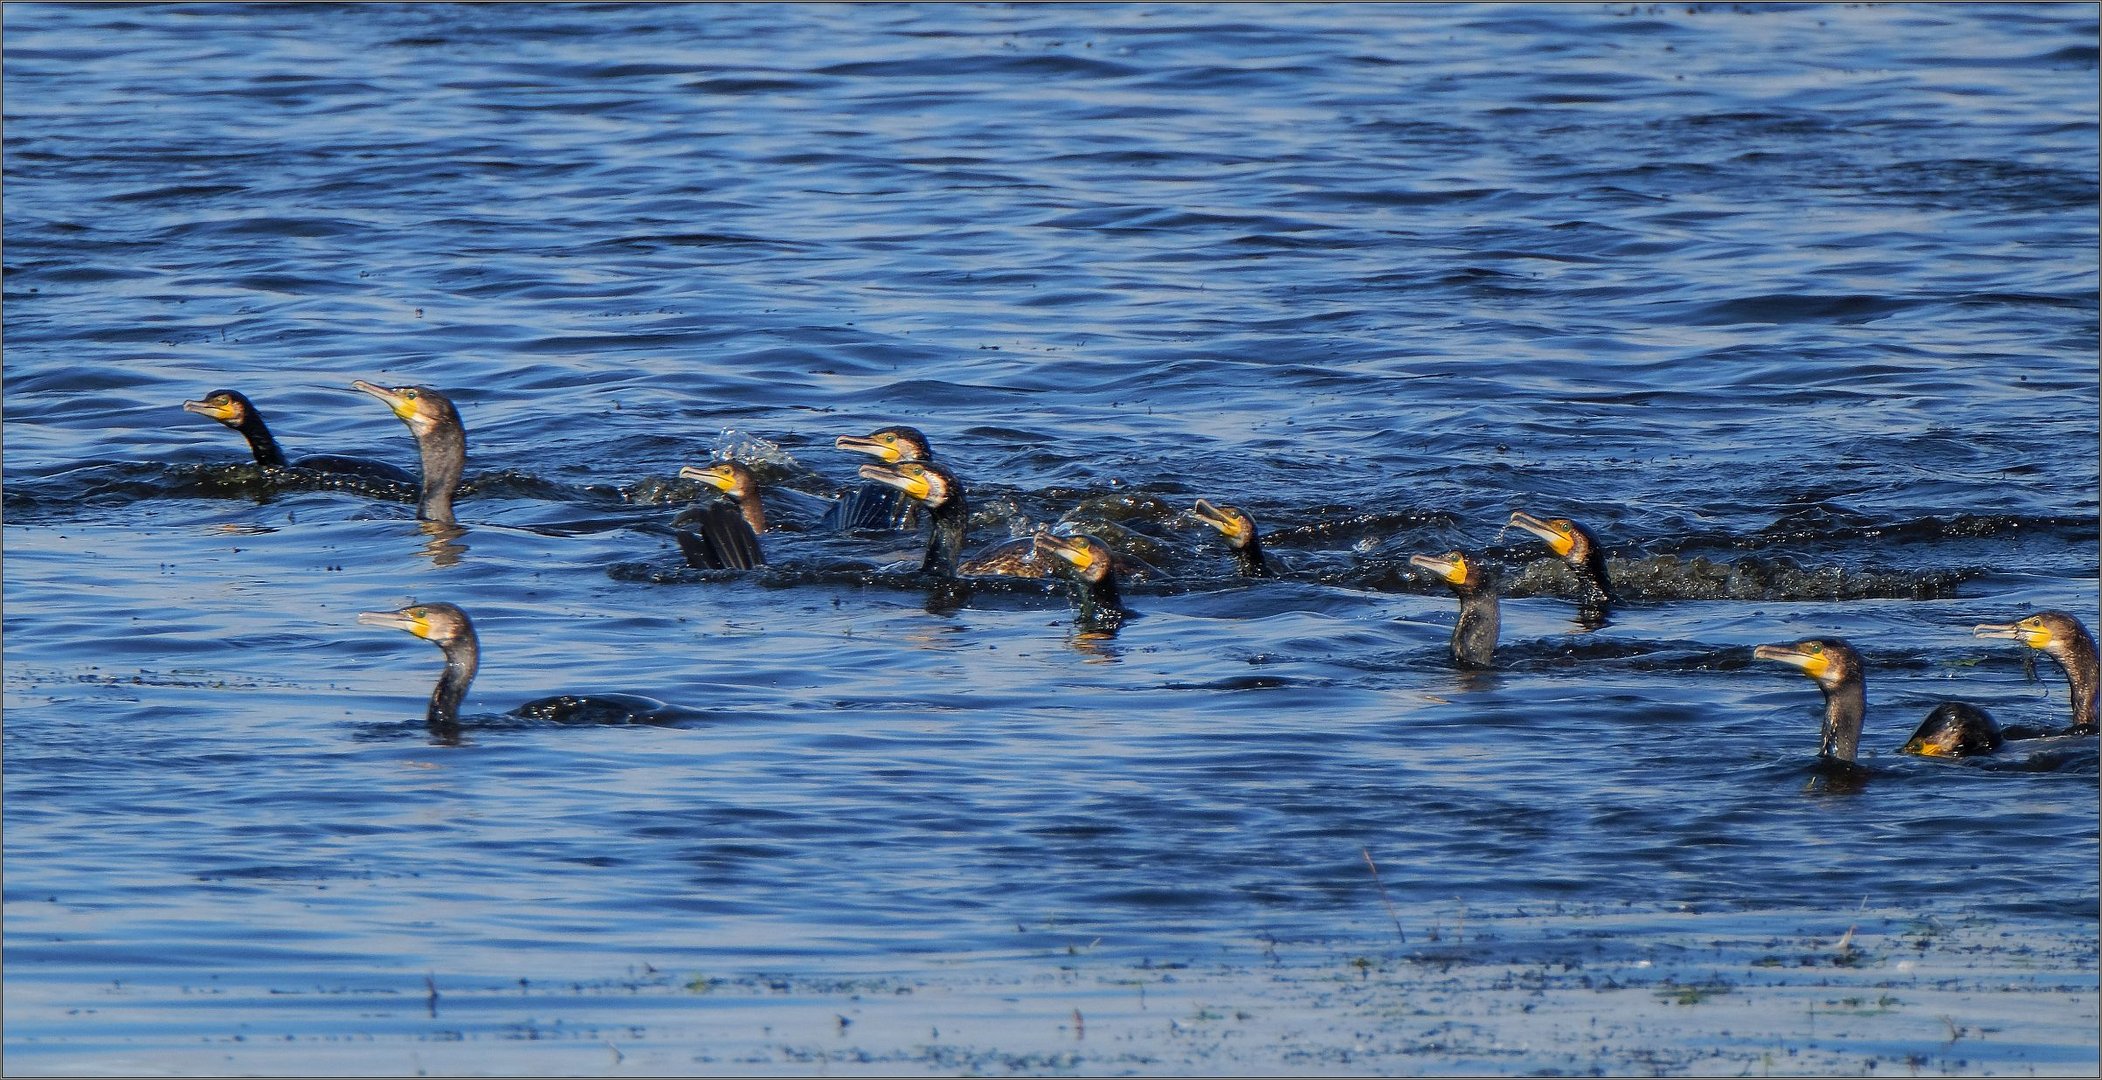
[183,388,415,483]
[1411,550,1499,670]
[352,381,466,525]
[1753,637,2001,763]
[1975,611,2099,737]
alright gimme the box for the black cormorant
[854,459,1045,577]
[1753,637,2001,762]
[1410,550,1499,670]
[827,425,933,531]
[1508,510,1617,620]
[358,601,676,734]
[1975,611,2099,737]
[351,380,466,525]
[1035,532,1128,626]
[183,388,415,483]
[1189,499,1274,578]
[671,461,766,571]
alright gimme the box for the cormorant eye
[403,389,419,400]
[410,608,427,618]
[1805,643,1823,655]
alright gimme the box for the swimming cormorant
[1753,637,2001,762]
[854,459,1044,577]
[1410,551,1498,670]
[1035,532,1128,626]
[671,462,766,571]
[351,381,466,525]
[358,601,675,733]
[1189,499,1274,578]
[1974,611,2099,737]
[827,425,933,531]
[1508,510,1617,620]
[183,388,415,483]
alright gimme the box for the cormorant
[1508,510,1617,620]
[1410,550,1499,670]
[826,425,933,531]
[1753,637,2001,762]
[671,461,766,571]
[351,381,466,525]
[854,459,1044,577]
[1189,499,1274,578]
[183,388,415,483]
[358,601,676,734]
[1974,611,2099,737]
[1035,532,1128,626]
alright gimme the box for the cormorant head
[1409,550,1484,592]
[358,601,474,650]
[1899,703,2002,758]
[679,461,756,500]
[1508,510,1595,562]
[836,425,932,464]
[1036,532,1115,585]
[1975,611,2086,661]
[182,389,257,429]
[1752,638,1860,693]
[1190,499,1259,551]
[858,460,957,508]
[351,380,461,440]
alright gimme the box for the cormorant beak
[182,398,239,422]
[1190,499,1251,544]
[351,380,420,422]
[358,607,430,639]
[1508,511,1574,556]
[836,433,902,462]
[1753,642,1831,681]
[1974,621,2049,649]
[1408,552,1469,586]
[679,464,738,494]
[858,462,929,501]
[1036,533,1098,576]
[1899,729,1962,758]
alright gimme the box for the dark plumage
[671,461,766,571]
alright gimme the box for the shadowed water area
[4,3,2097,1074]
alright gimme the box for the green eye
[403,389,419,400]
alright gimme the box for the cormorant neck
[1452,583,1499,670]
[922,492,968,577]
[2053,627,2098,734]
[1819,674,1866,763]
[237,411,287,468]
[1074,572,1124,626]
[416,420,465,525]
[430,635,478,727]
[736,489,766,535]
[1233,536,1272,578]
[1579,548,1617,609]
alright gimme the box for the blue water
[5,3,2097,1072]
